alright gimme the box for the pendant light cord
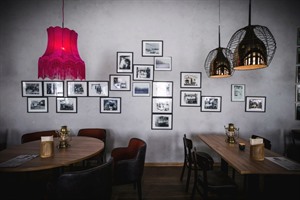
[218,0,221,48]
[248,0,251,25]
[62,0,64,28]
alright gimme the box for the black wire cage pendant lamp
[204,0,233,78]
[227,0,276,70]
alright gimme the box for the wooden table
[198,134,300,199]
[0,136,104,172]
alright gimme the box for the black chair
[286,130,300,162]
[180,134,200,192]
[191,147,238,200]
[21,130,58,144]
[251,134,272,150]
[47,158,113,200]
[78,128,107,166]
[111,138,147,200]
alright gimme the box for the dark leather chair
[47,158,113,200]
[111,138,147,200]
[286,130,300,162]
[21,130,58,144]
[78,128,107,165]
[191,147,238,200]
[180,134,200,192]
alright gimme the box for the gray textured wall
[1,0,300,163]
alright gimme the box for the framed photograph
[56,97,77,113]
[296,103,300,120]
[142,40,163,57]
[132,82,151,97]
[154,56,172,71]
[297,27,300,46]
[100,97,121,113]
[117,52,133,73]
[67,81,88,97]
[43,81,64,97]
[109,75,131,91]
[133,64,154,81]
[27,97,48,113]
[151,114,173,130]
[180,90,201,107]
[22,81,43,97]
[297,47,300,64]
[88,81,109,97]
[152,98,173,113]
[296,85,300,102]
[152,81,173,97]
[296,66,300,83]
[201,96,222,112]
[180,72,202,88]
[231,84,245,102]
[245,96,266,112]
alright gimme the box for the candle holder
[224,123,239,144]
[57,125,71,149]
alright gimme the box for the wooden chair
[180,134,200,192]
[191,147,238,200]
[78,128,107,166]
[47,158,113,200]
[111,138,147,200]
[21,130,58,144]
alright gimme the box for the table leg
[220,158,228,173]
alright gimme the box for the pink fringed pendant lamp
[38,0,85,80]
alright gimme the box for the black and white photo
[245,96,266,112]
[201,96,222,112]
[151,114,172,130]
[67,81,87,97]
[43,81,64,97]
[117,52,133,73]
[231,84,245,102]
[154,56,172,71]
[180,90,201,107]
[152,98,172,113]
[22,81,43,97]
[132,82,151,97]
[88,81,109,97]
[27,97,48,113]
[142,40,163,57]
[152,81,173,97]
[133,65,154,81]
[100,97,121,113]
[109,75,131,91]
[56,97,77,113]
[180,72,201,88]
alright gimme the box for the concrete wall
[1,0,300,163]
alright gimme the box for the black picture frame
[151,114,173,130]
[152,97,173,113]
[180,72,202,88]
[152,81,173,97]
[180,90,201,107]
[116,52,133,73]
[56,97,77,113]
[201,96,222,112]
[43,81,64,97]
[22,81,43,97]
[100,97,121,114]
[245,96,266,112]
[67,81,88,97]
[142,40,163,57]
[133,64,154,81]
[88,81,109,97]
[27,97,48,113]
[231,84,245,102]
[109,75,131,91]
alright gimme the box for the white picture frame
[132,82,151,97]
[154,56,172,71]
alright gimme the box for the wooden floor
[112,166,300,200]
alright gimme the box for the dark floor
[1,165,299,199]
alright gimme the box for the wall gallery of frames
[21,40,272,131]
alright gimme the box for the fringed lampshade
[38,26,85,80]
[227,0,276,70]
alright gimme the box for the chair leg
[137,180,142,200]
[191,178,196,200]
[180,161,186,181]
[185,167,191,192]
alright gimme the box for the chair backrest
[291,130,300,144]
[183,134,194,166]
[21,130,58,144]
[192,147,214,184]
[78,128,106,142]
[49,158,113,200]
[111,138,147,185]
[251,134,271,150]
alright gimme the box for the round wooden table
[0,136,104,172]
